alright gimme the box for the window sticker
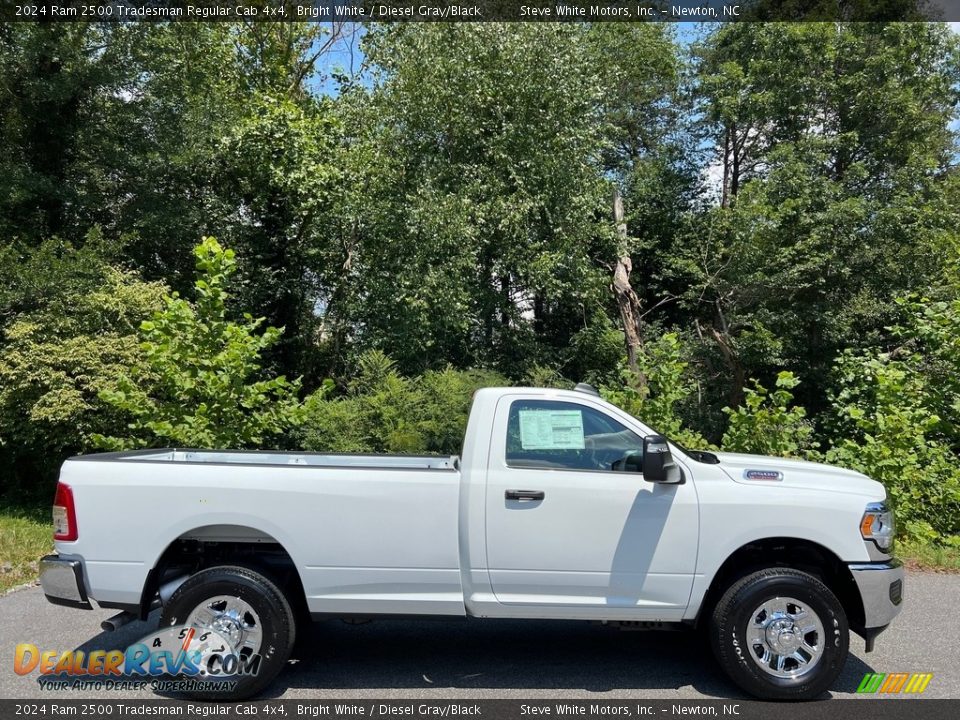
[518,409,585,450]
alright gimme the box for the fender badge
[743,469,783,481]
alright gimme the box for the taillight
[53,482,78,541]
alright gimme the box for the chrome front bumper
[39,554,92,610]
[848,558,904,630]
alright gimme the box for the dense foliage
[0,234,167,497]
[94,238,304,451]
[1,21,958,543]
[298,351,508,455]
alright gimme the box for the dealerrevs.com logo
[14,625,261,693]
[856,672,933,694]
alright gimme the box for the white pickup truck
[40,385,903,701]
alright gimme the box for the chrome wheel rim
[746,596,824,679]
[185,595,263,658]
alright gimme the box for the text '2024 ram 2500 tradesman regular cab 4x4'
[39,385,903,701]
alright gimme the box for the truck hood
[709,451,886,499]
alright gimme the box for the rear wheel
[709,567,848,700]
[159,565,296,700]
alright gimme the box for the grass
[899,538,960,572]
[0,504,53,594]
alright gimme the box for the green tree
[95,238,303,450]
[0,237,166,500]
[675,22,960,416]
[904,257,960,448]
[0,24,120,243]
[217,93,341,379]
[1,23,346,386]
[0,230,125,325]
[330,25,611,378]
[101,23,247,287]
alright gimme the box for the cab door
[484,394,698,620]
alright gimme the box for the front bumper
[39,554,92,610]
[848,558,904,649]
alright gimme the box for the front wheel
[159,565,297,700]
[709,567,848,700]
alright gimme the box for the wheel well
[696,537,865,633]
[139,526,308,622]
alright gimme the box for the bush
[94,238,303,450]
[298,352,509,455]
[904,292,960,449]
[0,264,167,499]
[601,333,712,449]
[722,372,819,458]
[827,352,960,541]
[344,350,427,453]
[821,274,960,544]
[417,366,511,454]
[523,364,573,390]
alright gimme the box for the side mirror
[642,435,683,484]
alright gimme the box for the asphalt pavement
[1,570,956,700]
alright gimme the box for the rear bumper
[39,554,92,610]
[848,557,904,631]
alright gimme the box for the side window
[505,400,645,472]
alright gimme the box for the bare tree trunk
[533,292,545,336]
[730,125,741,201]
[481,248,494,346]
[610,188,645,386]
[500,275,511,327]
[710,300,745,408]
[721,126,732,209]
[321,226,357,377]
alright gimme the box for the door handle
[505,489,545,501]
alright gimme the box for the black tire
[159,565,296,701]
[709,567,848,701]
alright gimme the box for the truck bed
[70,448,459,470]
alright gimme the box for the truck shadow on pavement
[272,618,876,699]
[71,614,875,699]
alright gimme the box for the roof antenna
[574,382,600,397]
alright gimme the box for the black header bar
[0,699,959,719]
[3,1,960,23]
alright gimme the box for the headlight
[860,501,895,552]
